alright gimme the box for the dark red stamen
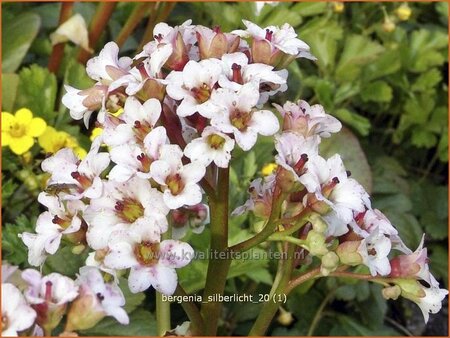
[293,153,308,174]
[265,29,273,41]
[213,25,221,33]
[231,63,243,84]
[115,201,124,211]
[45,281,53,303]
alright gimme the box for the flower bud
[333,2,344,13]
[309,213,328,233]
[277,307,294,326]
[305,230,328,257]
[166,32,189,71]
[382,17,396,33]
[136,78,166,102]
[251,39,283,66]
[395,4,411,21]
[382,285,401,300]
[306,193,332,215]
[321,251,340,276]
[65,293,106,331]
[336,241,363,266]
[277,167,300,193]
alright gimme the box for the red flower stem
[48,2,74,74]
[77,2,117,64]
[115,3,154,48]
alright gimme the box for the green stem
[200,167,230,336]
[115,3,153,48]
[48,2,74,74]
[268,235,306,247]
[156,292,171,336]
[174,285,204,335]
[307,291,335,336]
[248,242,296,336]
[77,2,117,64]
[156,226,172,336]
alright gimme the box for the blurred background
[2,2,448,336]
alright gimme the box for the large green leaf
[335,35,384,82]
[1,73,19,111]
[2,12,41,72]
[320,127,372,192]
[15,65,57,121]
[360,81,393,103]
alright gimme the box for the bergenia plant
[12,19,447,337]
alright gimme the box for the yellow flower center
[230,109,252,131]
[134,242,160,266]
[191,83,211,104]
[115,198,145,223]
[207,134,226,150]
[9,122,27,138]
[166,174,184,196]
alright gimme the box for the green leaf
[1,73,20,111]
[245,268,273,285]
[363,50,401,82]
[335,35,384,82]
[2,12,41,72]
[15,65,57,121]
[320,127,372,193]
[292,2,327,16]
[43,246,88,278]
[360,81,393,103]
[314,79,334,110]
[80,309,157,336]
[333,108,371,136]
[243,151,257,179]
[429,245,448,287]
[411,128,437,148]
[335,284,356,301]
[437,131,448,162]
[411,68,442,92]
[118,277,146,313]
[2,215,35,266]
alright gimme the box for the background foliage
[2,1,448,336]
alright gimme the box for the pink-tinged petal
[159,240,194,268]
[144,126,168,159]
[148,264,178,295]
[104,240,138,270]
[180,162,206,184]
[149,44,173,76]
[108,165,136,182]
[143,98,162,126]
[84,176,104,199]
[165,72,187,100]
[37,192,63,214]
[234,130,258,151]
[128,266,152,293]
[249,109,280,136]
[105,306,129,325]
[150,160,172,186]
[45,234,62,255]
[159,144,184,171]
[20,233,47,266]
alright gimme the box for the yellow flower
[38,126,87,159]
[90,127,103,141]
[1,108,47,155]
[332,2,344,13]
[396,4,411,21]
[261,163,278,176]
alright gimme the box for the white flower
[165,59,223,118]
[84,177,168,250]
[413,286,448,323]
[102,97,162,147]
[357,228,392,276]
[20,193,84,266]
[218,52,287,105]
[184,126,235,168]
[232,176,275,218]
[41,138,110,200]
[274,131,320,191]
[210,83,280,151]
[22,269,79,306]
[86,42,132,85]
[104,228,194,295]
[62,85,107,128]
[351,208,411,254]
[273,100,342,137]
[233,20,315,59]
[150,144,206,209]
[389,235,438,287]
[75,266,129,324]
[304,154,370,229]
[109,126,168,182]
[1,283,36,336]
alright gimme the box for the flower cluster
[1,263,128,336]
[18,18,447,332]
